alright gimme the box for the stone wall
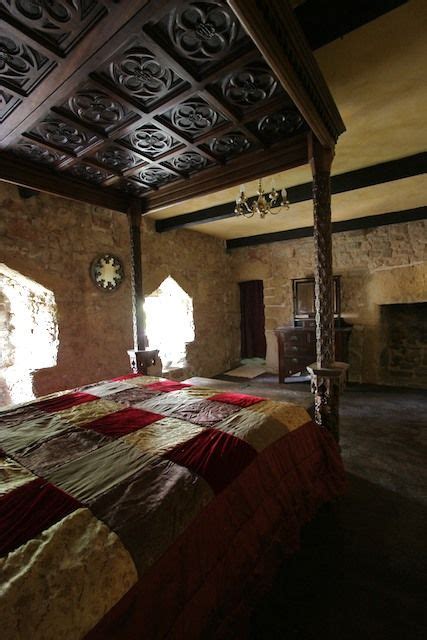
[0,182,239,401]
[1,176,424,398]
[230,220,427,386]
[141,216,240,380]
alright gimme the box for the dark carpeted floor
[251,474,426,640]
[188,374,427,639]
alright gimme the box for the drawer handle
[290,336,298,341]
[291,358,298,363]
[291,346,298,352]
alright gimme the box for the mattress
[0,373,346,639]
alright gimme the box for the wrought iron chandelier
[234,179,290,218]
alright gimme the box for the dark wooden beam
[156,153,427,232]
[226,206,427,249]
[227,0,345,147]
[0,151,131,213]
[126,200,159,375]
[127,200,146,351]
[146,134,308,212]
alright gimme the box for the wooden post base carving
[306,362,349,442]
[127,349,159,375]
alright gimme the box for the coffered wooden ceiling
[0,0,344,213]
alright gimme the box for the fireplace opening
[379,302,426,388]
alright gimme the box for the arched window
[144,276,195,370]
[0,264,58,406]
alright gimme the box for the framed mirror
[293,276,341,319]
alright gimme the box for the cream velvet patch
[130,375,168,386]
[83,380,137,397]
[0,508,138,640]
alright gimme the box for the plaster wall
[229,220,427,386]
[0,182,239,400]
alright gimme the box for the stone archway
[0,264,58,406]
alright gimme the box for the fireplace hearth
[380,302,427,388]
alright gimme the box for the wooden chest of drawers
[275,324,352,383]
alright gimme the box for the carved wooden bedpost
[127,199,158,374]
[307,134,348,441]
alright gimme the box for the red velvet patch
[146,380,193,393]
[164,428,257,494]
[0,477,81,555]
[208,392,265,407]
[37,392,98,413]
[109,373,142,382]
[83,407,163,437]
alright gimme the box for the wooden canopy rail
[0,0,346,438]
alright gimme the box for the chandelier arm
[242,208,255,218]
[233,179,290,218]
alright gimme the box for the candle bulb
[240,184,245,193]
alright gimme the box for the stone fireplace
[380,303,427,388]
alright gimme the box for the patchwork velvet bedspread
[0,373,346,640]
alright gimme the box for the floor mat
[223,365,268,379]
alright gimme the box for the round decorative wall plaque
[90,254,124,291]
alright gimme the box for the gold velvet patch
[0,456,36,496]
[54,398,122,427]
[123,417,204,455]
[214,408,289,452]
[246,400,310,432]
[0,508,138,640]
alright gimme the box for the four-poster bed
[0,0,347,637]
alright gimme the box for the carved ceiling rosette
[0,33,52,93]
[13,140,65,164]
[221,65,278,108]
[70,162,109,183]
[67,90,128,129]
[166,98,224,137]
[257,109,305,140]
[30,117,99,152]
[169,151,208,173]
[1,0,80,30]
[138,165,173,187]
[127,125,178,158]
[167,1,239,63]
[209,131,250,157]
[95,146,137,172]
[0,1,105,53]
[110,47,177,104]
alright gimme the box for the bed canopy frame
[0,0,346,439]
